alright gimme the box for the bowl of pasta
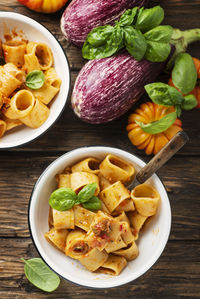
[29,146,171,289]
[0,12,70,148]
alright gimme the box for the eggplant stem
[166,28,200,71]
[181,28,200,45]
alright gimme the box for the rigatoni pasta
[0,33,61,140]
[45,154,160,276]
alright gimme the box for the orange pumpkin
[18,0,68,13]
[126,102,182,155]
[169,57,200,108]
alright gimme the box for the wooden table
[0,0,200,298]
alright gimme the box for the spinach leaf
[26,70,45,90]
[136,112,177,134]
[145,41,171,62]
[135,6,164,33]
[77,183,97,203]
[182,94,197,110]
[82,26,123,59]
[119,7,138,27]
[145,82,185,106]
[21,258,60,293]
[172,53,197,94]
[49,188,76,211]
[82,196,102,211]
[124,26,147,60]
[144,25,173,43]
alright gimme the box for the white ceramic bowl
[29,147,171,289]
[0,12,70,149]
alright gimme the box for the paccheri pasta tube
[25,42,53,71]
[4,90,35,119]
[131,184,160,217]
[3,40,26,67]
[45,154,160,276]
[65,230,89,259]
[45,228,68,252]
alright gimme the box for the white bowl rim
[28,146,171,289]
[0,11,71,150]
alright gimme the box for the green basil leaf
[144,25,173,43]
[82,196,102,211]
[49,188,76,211]
[172,53,197,94]
[182,94,197,110]
[82,26,123,60]
[21,258,60,293]
[136,112,177,134]
[145,82,185,106]
[77,183,97,203]
[135,6,164,33]
[145,41,171,62]
[119,7,138,27]
[26,70,45,90]
[124,27,147,60]
[87,25,114,47]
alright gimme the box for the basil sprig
[49,183,101,211]
[145,82,197,117]
[26,70,45,90]
[172,53,197,94]
[21,258,60,293]
[136,79,197,134]
[82,6,173,62]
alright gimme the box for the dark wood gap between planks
[0,236,199,243]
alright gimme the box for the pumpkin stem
[166,28,200,71]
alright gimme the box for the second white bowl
[0,12,70,149]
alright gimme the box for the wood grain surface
[0,0,200,298]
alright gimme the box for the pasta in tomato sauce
[0,34,61,139]
[45,154,160,276]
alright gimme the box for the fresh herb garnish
[49,188,77,211]
[82,6,173,62]
[134,6,164,32]
[172,53,197,94]
[77,183,97,203]
[82,196,102,211]
[26,70,45,90]
[135,111,177,134]
[21,258,60,293]
[49,183,101,211]
[137,75,198,134]
[145,82,197,117]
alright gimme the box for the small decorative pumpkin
[126,102,182,155]
[18,0,68,14]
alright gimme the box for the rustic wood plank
[0,0,200,298]
[0,153,199,240]
[0,238,199,298]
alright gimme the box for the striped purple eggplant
[71,53,167,124]
[61,0,149,47]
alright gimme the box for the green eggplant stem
[166,28,200,70]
